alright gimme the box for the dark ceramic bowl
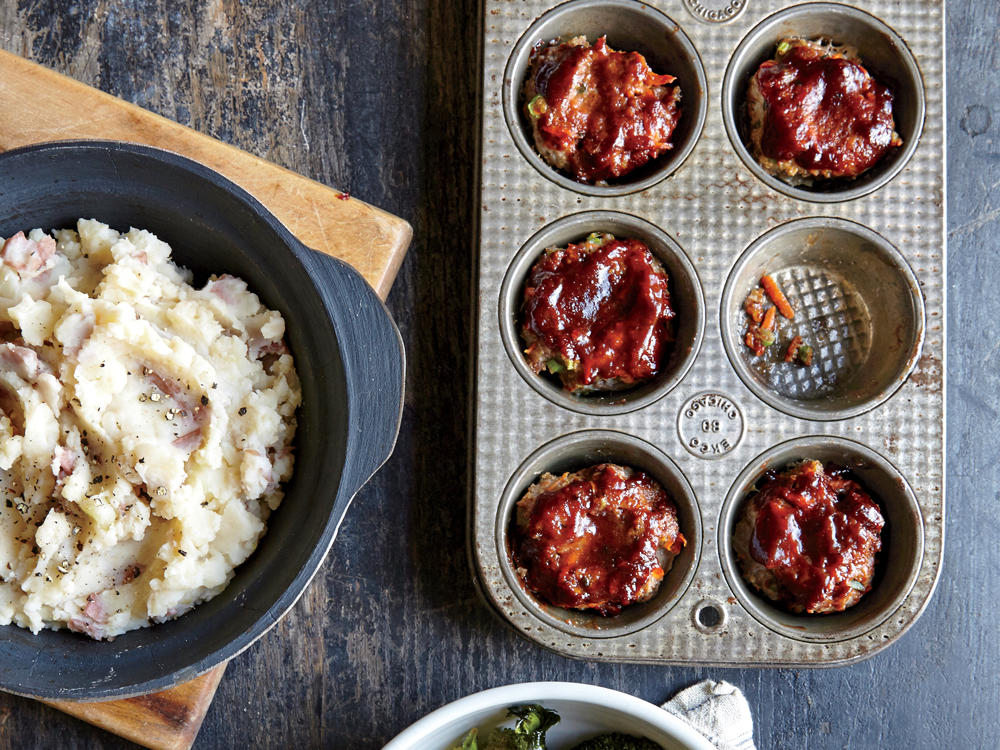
[0,141,405,700]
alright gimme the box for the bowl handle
[300,249,405,500]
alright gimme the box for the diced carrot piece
[761,274,794,319]
[761,305,776,331]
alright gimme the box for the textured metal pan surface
[472,0,945,666]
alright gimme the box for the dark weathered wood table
[0,2,997,748]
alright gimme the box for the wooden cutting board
[0,49,411,750]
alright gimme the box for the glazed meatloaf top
[510,463,685,615]
[734,459,884,614]
[746,38,902,182]
[520,232,675,394]
[523,36,681,184]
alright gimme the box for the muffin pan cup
[473,0,944,667]
[496,430,702,638]
[721,2,926,202]
[502,0,708,196]
[499,211,705,415]
[718,436,924,643]
[720,216,925,420]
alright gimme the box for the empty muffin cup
[718,436,924,643]
[721,2,925,202]
[497,429,702,638]
[500,211,705,416]
[502,0,708,196]
[720,217,924,421]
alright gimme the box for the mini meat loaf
[734,460,884,614]
[746,38,902,182]
[520,232,675,394]
[523,35,682,184]
[510,463,685,615]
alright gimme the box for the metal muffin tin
[472,0,944,666]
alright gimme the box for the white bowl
[383,681,716,750]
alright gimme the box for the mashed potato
[0,220,301,639]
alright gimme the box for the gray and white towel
[663,680,757,750]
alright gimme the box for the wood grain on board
[40,669,227,750]
[0,49,409,750]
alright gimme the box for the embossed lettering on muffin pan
[473,0,944,666]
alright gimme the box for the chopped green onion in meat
[527,94,548,119]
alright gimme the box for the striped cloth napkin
[662,680,757,750]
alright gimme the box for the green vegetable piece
[454,704,560,750]
[527,94,548,119]
[776,40,791,55]
[796,344,813,366]
[584,232,608,248]
[570,732,664,750]
[758,328,776,347]
[480,728,532,750]
[546,358,565,374]
[451,727,479,750]
[508,704,560,736]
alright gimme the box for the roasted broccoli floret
[570,733,663,750]
[451,705,560,750]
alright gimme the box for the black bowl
[0,141,405,700]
